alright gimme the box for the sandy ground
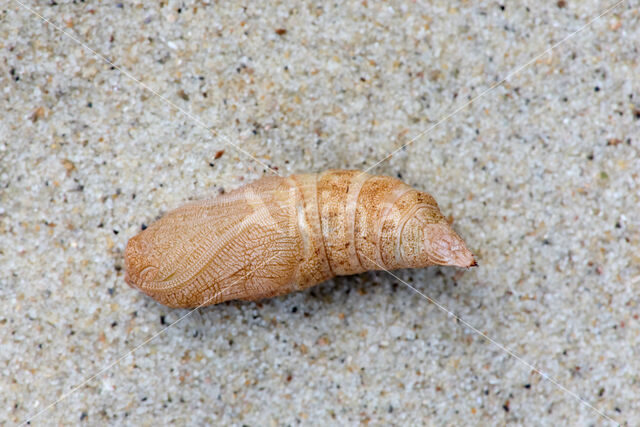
[2,0,639,425]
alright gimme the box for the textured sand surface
[2,1,639,425]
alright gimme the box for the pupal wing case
[125,170,476,308]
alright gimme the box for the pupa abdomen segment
[125,170,475,308]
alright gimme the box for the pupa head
[124,231,161,290]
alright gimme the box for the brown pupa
[124,170,476,308]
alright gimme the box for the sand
[1,0,639,425]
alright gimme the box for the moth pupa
[125,170,476,307]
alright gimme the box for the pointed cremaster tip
[450,244,477,268]
[427,223,477,268]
